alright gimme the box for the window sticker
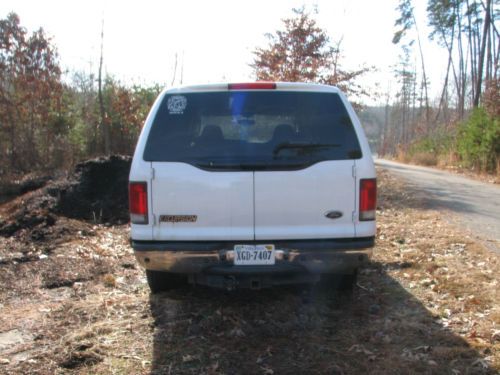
[167,95,187,114]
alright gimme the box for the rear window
[143,91,362,170]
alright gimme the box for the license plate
[234,244,275,265]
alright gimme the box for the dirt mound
[0,174,53,204]
[0,155,131,239]
[54,155,131,223]
[0,192,58,238]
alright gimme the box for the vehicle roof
[164,82,341,94]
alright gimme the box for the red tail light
[228,82,276,90]
[129,182,148,224]
[360,178,377,221]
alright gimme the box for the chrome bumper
[134,247,373,275]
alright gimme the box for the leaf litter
[0,166,498,374]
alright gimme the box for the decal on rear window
[167,95,187,114]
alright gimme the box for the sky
[0,0,448,105]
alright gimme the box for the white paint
[151,163,254,241]
[129,83,376,241]
[254,161,356,239]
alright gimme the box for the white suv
[129,82,376,292]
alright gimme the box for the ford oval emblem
[325,211,343,219]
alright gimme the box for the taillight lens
[360,178,377,221]
[129,182,148,224]
[228,82,276,90]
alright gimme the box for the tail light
[129,182,148,224]
[360,178,377,221]
[228,82,276,90]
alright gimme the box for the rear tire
[146,270,187,293]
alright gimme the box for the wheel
[146,270,187,293]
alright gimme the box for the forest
[0,13,161,176]
[380,0,499,174]
[0,0,498,177]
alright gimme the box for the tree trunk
[435,21,456,124]
[8,112,16,170]
[466,0,476,102]
[435,50,453,124]
[441,29,460,112]
[171,52,178,87]
[180,50,185,85]
[412,14,430,127]
[98,20,110,155]
[457,4,467,118]
[474,0,491,107]
[486,24,492,81]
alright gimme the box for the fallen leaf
[182,354,195,363]
[229,327,245,337]
[471,358,489,369]
[491,329,500,341]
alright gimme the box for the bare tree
[428,0,499,111]
[180,51,185,85]
[171,52,178,87]
[474,0,493,106]
[393,0,430,127]
[98,19,110,155]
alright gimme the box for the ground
[376,159,500,254]
[0,167,498,374]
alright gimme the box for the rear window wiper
[272,142,341,156]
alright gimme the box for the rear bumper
[132,237,374,277]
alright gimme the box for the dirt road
[376,159,500,254]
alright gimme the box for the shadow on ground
[149,266,495,375]
[377,162,500,219]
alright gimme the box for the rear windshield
[143,91,362,170]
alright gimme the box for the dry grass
[410,152,438,166]
[0,169,498,374]
[392,153,500,184]
[374,169,499,370]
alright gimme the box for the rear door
[143,91,254,241]
[252,90,359,240]
[150,163,253,241]
[254,161,355,240]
